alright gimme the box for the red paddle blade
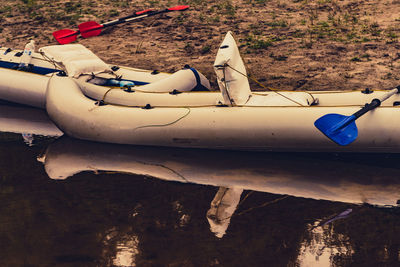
[168,5,189,11]
[53,29,78,44]
[136,9,152,15]
[78,21,104,38]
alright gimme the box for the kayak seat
[39,44,113,78]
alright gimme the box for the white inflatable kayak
[0,44,210,108]
[3,32,400,152]
[44,74,400,152]
[42,32,400,152]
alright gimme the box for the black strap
[189,68,209,91]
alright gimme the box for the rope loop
[223,64,316,107]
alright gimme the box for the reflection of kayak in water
[0,104,62,137]
[41,137,400,207]
[206,187,243,238]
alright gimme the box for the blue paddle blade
[314,114,358,146]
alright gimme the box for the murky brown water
[0,104,399,267]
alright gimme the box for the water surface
[0,105,399,267]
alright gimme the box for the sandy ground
[0,0,399,91]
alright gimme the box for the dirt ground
[1,0,400,91]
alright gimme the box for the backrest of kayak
[214,31,251,106]
[214,31,314,107]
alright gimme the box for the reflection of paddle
[315,86,400,146]
[53,5,189,44]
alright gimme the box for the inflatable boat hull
[46,76,400,152]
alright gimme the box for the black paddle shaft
[353,85,400,119]
[352,99,381,119]
[103,9,171,28]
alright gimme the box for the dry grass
[0,0,399,90]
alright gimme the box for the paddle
[53,5,189,44]
[314,86,400,146]
[53,9,153,44]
